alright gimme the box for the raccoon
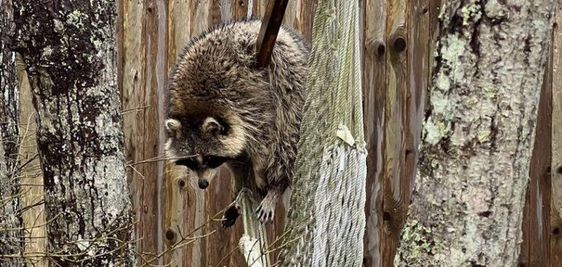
[165,20,309,226]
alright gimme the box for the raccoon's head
[164,108,247,189]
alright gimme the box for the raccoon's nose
[198,179,209,189]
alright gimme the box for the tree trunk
[396,1,558,266]
[277,0,367,265]
[0,0,24,264]
[12,1,135,265]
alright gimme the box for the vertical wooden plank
[146,0,166,262]
[408,0,430,140]
[16,55,48,267]
[233,0,249,20]
[550,11,562,267]
[364,0,432,265]
[294,0,316,43]
[252,0,268,18]
[283,0,297,28]
[121,0,153,261]
[165,1,204,265]
[519,30,553,267]
[379,0,410,264]
[362,0,387,265]
[120,0,165,263]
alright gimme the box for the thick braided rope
[277,0,366,265]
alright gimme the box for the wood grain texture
[380,0,412,264]
[165,1,208,265]
[362,0,387,265]
[519,31,553,267]
[120,0,164,263]
[550,11,562,266]
[16,55,48,267]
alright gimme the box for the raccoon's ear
[165,119,182,136]
[202,117,224,135]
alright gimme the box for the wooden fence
[101,0,562,266]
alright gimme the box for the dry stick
[138,207,230,267]
[255,0,290,68]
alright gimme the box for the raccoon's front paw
[222,204,240,228]
[255,198,276,223]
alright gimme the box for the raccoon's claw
[222,204,240,228]
[255,202,275,223]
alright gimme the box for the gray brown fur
[165,20,309,224]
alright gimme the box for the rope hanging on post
[277,0,367,265]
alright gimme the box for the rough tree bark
[12,1,135,265]
[396,1,558,266]
[0,0,24,265]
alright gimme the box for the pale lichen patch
[460,3,482,26]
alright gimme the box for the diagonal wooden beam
[255,0,289,68]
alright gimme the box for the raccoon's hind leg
[222,160,253,228]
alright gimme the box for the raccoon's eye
[176,158,198,170]
[205,156,228,168]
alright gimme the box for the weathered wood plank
[380,0,411,264]
[165,1,204,265]
[551,11,562,267]
[16,55,47,267]
[362,0,387,265]
[519,28,553,266]
[120,0,164,263]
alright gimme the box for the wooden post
[119,0,165,263]
[551,10,562,266]
[255,0,289,68]
[518,23,554,267]
[362,0,387,265]
[16,55,48,267]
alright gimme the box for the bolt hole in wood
[165,229,177,243]
[392,37,406,53]
[556,165,562,174]
[405,149,413,156]
[383,211,391,221]
[177,178,186,188]
[377,43,386,57]
[553,227,560,236]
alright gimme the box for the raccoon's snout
[198,179,209,189]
